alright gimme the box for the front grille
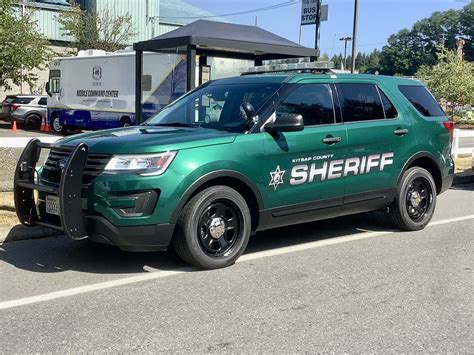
[41,147,111,196]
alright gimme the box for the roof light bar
[242,62,335,76]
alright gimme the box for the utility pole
[20,0,28,94]
[351,0,359,73]
[312,0,322,61]
[339,36,352,70]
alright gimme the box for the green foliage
[57,4,137,53]
[0,0,53,91]
[379,2,473,76]
[417,49,474,117]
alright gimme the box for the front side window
[399,85,445,117]
[51,78,60,93]
[145,82,281,133]
[276,84,335,126]
[337,83,385,122]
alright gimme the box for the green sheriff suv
[15,69,454,269]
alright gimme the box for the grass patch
[0,192,19,227]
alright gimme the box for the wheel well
[406,157,442,194]
[185,177,260,231]
[120,116,131,123]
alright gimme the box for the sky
[186,0,469,57]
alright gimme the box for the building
[4,0,220,96]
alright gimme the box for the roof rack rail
[241,62,335,76]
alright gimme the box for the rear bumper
[440,174,453,194]
[14,139,174,251]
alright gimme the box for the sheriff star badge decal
[269,165,285,190]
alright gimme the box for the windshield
[144,82,281,133]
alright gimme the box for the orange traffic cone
[44,118,51,132]
[40,117,46,131]
[12,121,18,132]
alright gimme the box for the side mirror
[241,102,256,121]
[45,82,52,97]
[265,113,304,133]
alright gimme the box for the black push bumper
[14,139,174,251]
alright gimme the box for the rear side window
[38,98,47,105]
[378,89,398,119]
[13,97,34,105]
[277,84,335,126]
[337,83,385,122]
[399,85,445,117]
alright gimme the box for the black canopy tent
[133,20,318,123]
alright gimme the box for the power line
[158,0,301,20]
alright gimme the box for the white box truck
[46,49,187,133]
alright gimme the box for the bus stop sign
[301,0,328,26]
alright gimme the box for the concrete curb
[1,171,473,246]
[453,171,474,185]
[0,225,62,246]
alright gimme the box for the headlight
[104,151,176,176]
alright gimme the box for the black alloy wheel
[405,177,432,221]
[173,185,251,269]
[389,166,437,231]
[198,200,241,256]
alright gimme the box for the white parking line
[0,214,473,311]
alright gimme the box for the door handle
[393,128,408,136]
[322,136,342,144]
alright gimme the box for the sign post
[300,0,328,61]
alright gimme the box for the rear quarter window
[13,97,34,105]
[399,85,445,117]
[38,98,47,105]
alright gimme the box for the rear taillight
[10,104,20,112]
[443,120,455,141]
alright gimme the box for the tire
[52,115,67,134]
[120,117,131,127]
[25,113,42,130]
[172,185,251,269]
[389,167,437,231]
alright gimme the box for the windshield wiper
[146,122,201,128]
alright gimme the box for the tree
[459,1,474,61]
[417,49,474,118]
[0,0,53,91]
[57,3,137,52]
[379,5,469,76]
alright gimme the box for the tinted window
[338,83,384,122]
[13,97,34,105]
[146,83,281,133]
[378,89,398,118]
[38,98,47,105]
[277,84,335,126]
[399,85,445,117]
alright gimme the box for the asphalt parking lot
[0,183,472,352]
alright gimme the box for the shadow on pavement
[450,181,474,192]
[0,211,393,275]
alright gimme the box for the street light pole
[339,36,352,70]
[351,0,359,73]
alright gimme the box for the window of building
[276,84,335,126]
[399,85,445,117]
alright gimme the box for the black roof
[134,20,317,60]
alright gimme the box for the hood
[54,126,237,154]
